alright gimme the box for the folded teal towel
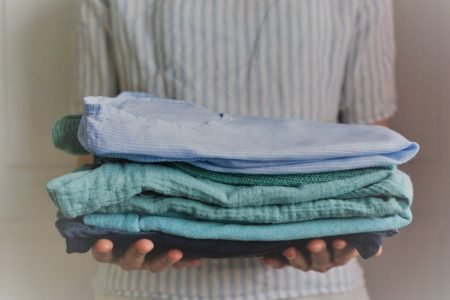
[47,163,412,225]
[83,212,412,241]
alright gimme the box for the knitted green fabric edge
[166,162,392,186]
[52,115,89,155]
[52,114,392,186]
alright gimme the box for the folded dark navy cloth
[56,218,397,259]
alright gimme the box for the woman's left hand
[263,239,382,272]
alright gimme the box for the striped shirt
[72,0,397,299]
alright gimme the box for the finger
[173,259,202,269]
[282,247,309,271]
[187,259,202,267]
[91,239,114,263]
[118,239,154,270]
[331,240,359,266]
[262,257,287,269]
[145,249,183,273]
[375,246,383,257]
[307,239,332,273]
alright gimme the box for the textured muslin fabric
[46,162,412,222]
[83,212,411,241]
[56,218,395,259]
[93,194,408,225]
[77,93,418,174]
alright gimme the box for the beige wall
[0,1,96,299]
[0,0,448,299]
[365,0,450,299]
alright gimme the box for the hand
[262,239,383,273]
[91,239,202,272]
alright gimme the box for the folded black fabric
[56,218,397,259]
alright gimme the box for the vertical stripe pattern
[73,0,396,299]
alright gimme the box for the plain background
[0,0,449,299]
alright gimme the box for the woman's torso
[83,0,369,299]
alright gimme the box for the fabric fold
[83,212,412,241]
[47,162,412,223]
[76,92,419,174]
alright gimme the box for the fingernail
[283,248,297,260]
[307,240,326,253]
[167,257,177,264]
[136,248,149,255]
[136,240,154,254]
[375,247,383,257]
[333,240,346,250]
[167,251,183,263]
[310,244,324,253]
[97,243,113,253]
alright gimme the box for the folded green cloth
[47,162,412,225]
[166,162,391,186]
[52,115,88,155]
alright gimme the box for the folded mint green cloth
[47,163,412,225]
[83,212,412,241]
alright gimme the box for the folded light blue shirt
[78,92,419,174]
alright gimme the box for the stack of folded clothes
[47,92,419,260]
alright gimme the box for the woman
[73,1,396,299]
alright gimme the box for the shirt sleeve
[70,0,118,114]
[339,0,397,124]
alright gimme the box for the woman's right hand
[91,239,202,272]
